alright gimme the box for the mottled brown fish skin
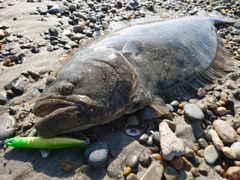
[34,17,235,137]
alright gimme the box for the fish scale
[34,17,235,137]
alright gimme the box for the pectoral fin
[149,96,169,116]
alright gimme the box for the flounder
[34,17,235,137]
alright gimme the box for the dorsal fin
[161,36,236,101]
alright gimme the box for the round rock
[84,141,109,167]
[213,120,237,143]
[226,166,240,180]
[0,113,16,140]
[230,142,240,160]
[183,103,204,121]
[204,145,219,165]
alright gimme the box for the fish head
[34,47,138,137]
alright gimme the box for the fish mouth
[34,97,78,117]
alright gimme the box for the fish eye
[46,76,56,86]
[61,83,74,95]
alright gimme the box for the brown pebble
[234,161,240,166]
[226,166,240,180]
[123,167,131,176]
[0,43,3,50]
[182,157,193,171]
[14,100,22,105]
[61,161,75,172]
[170,156,183,170]
[178,102,186,109]
[236,127,240,135]
[219,97,227,106]
[197,149,204,157]
[3,59,12,66]
[223,147,236,159]
[152,153,163,162]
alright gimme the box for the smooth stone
[184,103,204,121]
[48,28,58,37]
[125,155,139,171]
[159,122,185,161]
[213,120,237,143]
[140,161,164,180]
[164,165,178,180]
[198,138,208,149]
[223,146,236,159]
[170,156,183,170]
[48,5,60,14]
[71,33,85,41]
[152,131,160,146]
[127,115,139,126]
[84,141,109,167]
[197,88,206,98]
[63,29,71,36]
[230,142,240,160]
[170,100,179,107]
[204,145,219,165]
[209,129,224,150]
[0,113,16,140]
[184,147,195,158]
[214,107,227,116]
[226,166,240,180]
[139,150,152,167]
[139,133,149,143]
[73,25,84,33]
[181,157,193,171]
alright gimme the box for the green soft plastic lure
[5,137,87,149]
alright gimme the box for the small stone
[164,165,178,180]
[61,161,75,172]
[31,46,40,53]
[140,161,164,180]
[125,155,139,170]
[219,97,227,106]
[139,151,152,167]
[139,133,149,143]
[226,166,240,180]
[0,113,16,140]
[63,29,71,36]
[84,141,109,167]
[71,33,85,41]
[159,122,185,161]
[213,120,237,143]
[48,5,60,14]
[223,146,236,159]
[152,153,163,162]
[209,129,224,150]
[214,107,227,116]
[181,157,193,171]
[127,115,139,126]
[73,25,84,33]
[170,156,183,170]
[184,103,204,121]
[123,167,131,176]
[197,88,206,98]
[230,142,240,160]
[198,138,208,149]
[204,145,219,165]
[184,148,195,157]
[48,28,58,37]
[197,149,204,157]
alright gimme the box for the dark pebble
[63,44,71,50]
[198,138,208,149]
[73,25,84,33]
[50,40,58,45]
[48,5,60,14]
[153,131,160,146]
[225,100,234,111]
[16,33,23,38]
[48,28,58,37]
[84,141,109,167]
[10,55,19,64]
[18,53,25,63]
[31,47,40,53]
[11,81,24,95]
[139,151,152,167]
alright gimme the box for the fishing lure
[5,136,87,149]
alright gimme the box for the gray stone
[213,120,237,143]
[164,165,178,180]
[48,5,60,14]
[140,161,164,180]
[84,141,109,167]
[204,145,219,165]
[184,103,205,121]
[0,113,16,140]
[139,150,152,167]
[159,122,185,161]
[230,142,240,160]
[198,138,208,149]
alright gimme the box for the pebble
[209,129,224,150]
[198,138,208,149]
[213,120,237,143]
[139,151,152,167]
[183,103,204,121]
[226,166,240,180]
[164,165,178,180]
[127,115,139,126]
[159,122,185,161]
[84,141,109,167]
[204,145,219,165]
[197,88,206,98]
[73,25,84,33]
[140,161,164,180]
[123,167,131,176]
[213,107,227,116]
[170,156,183,170]
[0,113,16,140]
[139,133,149,143]
[125,155,139,172]
[181,157,193,171]
[184,147,195,158]
[223,146,236,159]
[48,5,60,14]
[230,142,240,160]
[126,173,138,180]
[48,28,58,37]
